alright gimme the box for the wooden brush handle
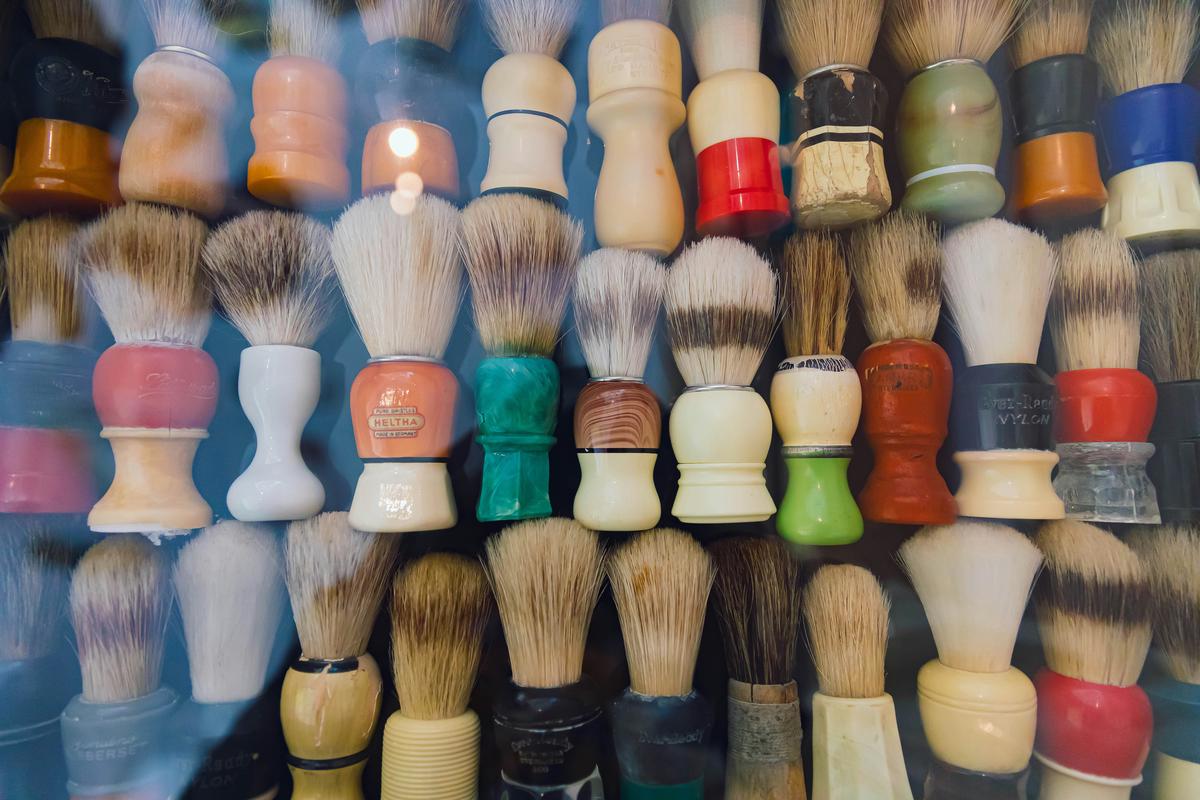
[725,681,807,800]
[88,432,211,533]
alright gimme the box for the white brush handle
[770,356,861,447]
[953,449,1064,520]
[1037,754,1138,800]
[1102,161,1200,244]
[381,711,480,800]
[811,693,913,800]
[1153,751,1200,799]
[574,451,660,531]
[227,345,324,522]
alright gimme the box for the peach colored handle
[350,360,458,461]
[361,120,459,199]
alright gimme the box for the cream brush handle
[811,692,913,800]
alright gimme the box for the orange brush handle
[1013,132,1106,223]
[0,118,121,216]
[349,358,457,461]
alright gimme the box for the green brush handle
[621,778,705,798]
[777,453,863,545]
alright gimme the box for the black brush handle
[1149,379,1200,521]
[493,678,605,789]
[1009,54,1099,143]
[609,689,710,792]
[9,38,126,130]
[924,760,1029,800]
[952,364,1056,452]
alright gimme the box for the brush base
[1102,162,1200,247]
[777,453,862,545]
[380,711,479,800]
[725,681,806,800]
[349,461,455,532]
[574,379,661,531]
[923,760,1029,800]
[1053,442,1159,523]
[811,693,912,800]
[1035,756,1138,800]
[1146,673,1200,783]
[362,120,459,200]
[493,679,604,792]
[609,689,710,796]
[173,697,281,800]
[1149,379,1200,522]
[1152,752,1200,799]
[61,687,179,797]
[953,449,1063,519]
[1055,368,1156,442]
[89,432,211,534]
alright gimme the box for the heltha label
[368,405,426,438]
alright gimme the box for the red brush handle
[93,343,219,430]
[1054,368,1156,443]
[695,137,789,237]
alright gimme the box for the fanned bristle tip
[1092,0,1199,94]
[1035,520,1152,687]
[1129,526,1200,685]
[1012,0,1093,67]
[80,202,212,346]
[203,210,334,348]
[680,0,765,79]
[390,552,493,720]
[174,521,285,704]
[666,237,777,387]
[608,529,714,698]
[355,0,466,49]
[602,0,674,25]
[284,512,401,661]
[776,0,885,76]
[803,564,889,699]
[941,218,1057,367]
[2,216,85,344]
[141,0,233,53]
[1051,228,1139,372]
[1142,249,1200,383]
[333,194,464,359]
[26,0,119,52]
[70,534,171,704]
[483,518,606,689]
[0,522,70,662]
[883,0,1026,76]
[898,522,1044,673]
[574,248,665,379]
[480,0,581,56]
[780,230,850,358]
[270,0,342,61]
[848,210,941,343]
[709,536,803,686]
[463,195,583,358]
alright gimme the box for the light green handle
[777,455,863,545]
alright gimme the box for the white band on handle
[906,163,996,187]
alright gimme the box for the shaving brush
[173,522,287,800]
[572,248,665,531]
[355,0,470,200]
[281,512,400,800]
[803,565,912,800]
[772,232,861,544]
[0,217,97,514]
[484,518,607,796]
[1130,527,1200,800]
[1093,0,1200,245]
[709,537,806,800]
[900,522,1044,795]
[0,0,125,215]
[479,0,581,203]
[778,0,890,228]
[63,534,177,799]
[333,194,463,532]
[679,0,789,237]
[205,211,334,522]
[249,0,349,210]
[120,0,234,218]
[463,195,582,522]
[1009,0,1107,224]
[882,0,1021,223]
[587,0,684,254]
[666,237,777,524]
[81,203,216,536]
[942,219,1064,520]
[381,553,492,800]
[1050,229,1158,523]
[1033,520,1154,800]
[1142,250,1200,522]
[848,211,954,524]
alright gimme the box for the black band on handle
[353,37,471,139]
[790,67,887,144]
[952,363,1055,452]
[1149,380,1200,521]
[0,82,16,149]
[1009,54,1100,143]
[10,38,126,131]
[608,689,711,786]
[176,698,281,800]
[493,678,605,788]
[923,759,1029,800]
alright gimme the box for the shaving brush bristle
[1012,0,1093,67]
[848,210,941,343]
[1035,520,1153,687]
[602,0,673,25]
[483,518,606,690]
[899,522,1044,673]
[1142,250,1200,382]
[780,231,850,357]
[390,553,493,720]
[356,0,466,49]
[709,536,803,686]
[1051,228,1140,372]
[777,0,885,76]
[941,218,1058,367]
[608,529,715,697]
[284,512,401,661]
[140,0,233,53]
[0,523,70,662]
[680,0,765,79]
[3,216,85,344]
[574,248,666,380]
[80,202,212,346]
[332,194,464,359]
[70,534,171,704]
[269,0,342,61]
[480,0,581,56]
[882,0,1026,76]
[174,522,286,704]
[26,0,118,51]
[666,237,777,387]
[463,194,583,358]
[1092,0,1199,94]
[803,565,889,699]
[1129,526,1200,685]
[203,211,334,348]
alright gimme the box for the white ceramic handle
[1036,753,1138,800]
[574,451,661,531]
[811,693,913,800]
[1152,751,1200,799]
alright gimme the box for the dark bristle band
[1036,568,1152,629]
[667,307,776,352]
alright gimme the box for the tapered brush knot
[355,0,467,49]
[270,0,342,62]
[1051,228,1140,372]
[602,0,674,25]
[777,0,885,77]
[680,0,766,79]
[882,0,1026,76]
[1091,0,1199,94]
[803,564,889,699]
[2,216,85,344]
[481,0,581,57]
[1129,525,1200,685]
[1142,250,1200,383]
[574,248,666,380]
[1012,0,1094,68]
[849,210,942,343]
[780,230,850,357]
[0,523,69,662]
[141,0,233,55]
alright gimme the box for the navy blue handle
[1099,83,1200,174]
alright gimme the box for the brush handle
[248,55,349,211]
[609,689,711,796]
[474,355,558,522]
[922,760,1029,800]
[227,345,324,522]
[573,379,661,531]
[480,52,575,203]
[1055,369,1156,443]
[1152,752,1200,800]
[1053,442,1159,523]
[724,681,807,800]
[811,693,912,800]
[60,688,179,798]
[348,357,458,532]
[120,49,233,218]
[897,59,1004,224]
[1149,379,1200,522]
[380,711,479,800]
[1146,673,1200,785]
[788,66,890,229]
[855,339,956,525]
[173,697,281,800]
[280,656,383,800]
[669,386,775,524]
[587,19,686,256]
[493,679,605,791]
[917,660,1037,776]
